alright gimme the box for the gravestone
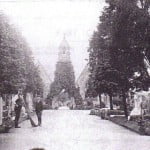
[130,91,150,117]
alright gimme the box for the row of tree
[87,0,150,117]
[0,13,43,97]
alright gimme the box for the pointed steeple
[58,35,71,62]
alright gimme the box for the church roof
[58,36,71,62]
[59,36,70,50]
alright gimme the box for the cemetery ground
[0,110,150,150]
[90,108,150,136]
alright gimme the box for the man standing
[14,94,23,128]
[35,96,43,126]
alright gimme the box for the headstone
[130,94,142,116]
[130,91,150,117]
[101,94,110,108]
[26,93,33,111]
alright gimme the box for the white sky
[0,0,106,80]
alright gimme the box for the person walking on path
[14,94,23,128]
[34,96,43,126]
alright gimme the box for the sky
[0,0,106,80]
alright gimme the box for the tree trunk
[109,94,113,110]
[140,0,144,9]
[122,92,128,118]
[99,94,102,108]
[23,92,27,104]
[49,98,52,107]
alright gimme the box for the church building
[51,36,76,109]
[58,36,71,62]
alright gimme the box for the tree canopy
[0,13,43,95]
[87,0,150,116]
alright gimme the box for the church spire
[58,36,71,62]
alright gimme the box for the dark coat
[35,101,43,112]
[15,98,23,112]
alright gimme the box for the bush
[130,116,150,135]
[43,104,51,110]
[107,110,124,116]
[129,115,141,122]
[99,109,124,119]
[90,109,96,115]
[83,106,93,110]
[90,108,100,115]
[130,115,150,122]
[1,117,14,132]
[90,108,124,119]
[74,105,83,110]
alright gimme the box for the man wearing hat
[34,96,43,126]
[14,94,23,128]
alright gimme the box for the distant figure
[35,96,43,126]
[14,94,23,128]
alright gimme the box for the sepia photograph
[0,0,150,150]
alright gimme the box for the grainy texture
[0,110,150,150]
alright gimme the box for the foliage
[50,62,76,96]
[48,61,82,104]
[106,0,150,91]
[0,13,43,95]
[87,0,150,116]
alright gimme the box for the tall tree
[0,13,43,96]
[87,0,150,117]
[0,14,26,94]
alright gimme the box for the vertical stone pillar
[0,97,3,125]
[26,93,33,112]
